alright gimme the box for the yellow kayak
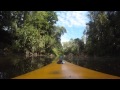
[13,59,120,79]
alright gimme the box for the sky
[55,11,89,44]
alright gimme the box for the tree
[62,38,84,55]
[0,11,67,56]
[84,11,120,56]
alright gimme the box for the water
[1,54,120,78]
[64,54,120,77]
[0,55,55,79]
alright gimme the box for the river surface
[64,54,120,77]
[0,54,120,79]
[0,55,54,79]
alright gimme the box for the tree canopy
[84,11,120,56]
[0,11,66,56]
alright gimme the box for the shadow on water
[0,55,55,79]
[64,54,120,77]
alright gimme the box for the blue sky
[55,11,89,44]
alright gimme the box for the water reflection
[64,54,120,77]
[0,56,54,79]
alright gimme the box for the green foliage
[52,48,60,56]
[14,24,40,52]
[84,11,120,56]
[0,11,66,55]
[63,38,84,55]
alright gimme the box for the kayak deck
[13,60,120,79]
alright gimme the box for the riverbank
[0,49,55,60]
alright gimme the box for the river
[64,54,120,77]
[0,55,55,79]
[0,54,120,79]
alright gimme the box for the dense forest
[0,11,66,57]
[63,11,120,57]
[0,11,120,57]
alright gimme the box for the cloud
[55,11,89,44]
[56,11,89,27]
[61,34,69,45]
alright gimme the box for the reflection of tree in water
[0,56,54,79]
[65,55,120,77]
